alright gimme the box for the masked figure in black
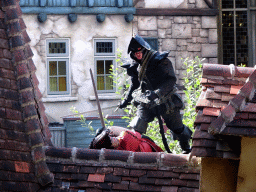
[119,34,192,154]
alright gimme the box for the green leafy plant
[182,56,203,130]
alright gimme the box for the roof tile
[238,81,255,99]
[205,88,222,100]
[229,94,246,111]
[208,116,225,135]
[242,103,256,112]
[220,105,236,123]
[202,107,220,116]
[193,129,216,140]
[214,85,231,93]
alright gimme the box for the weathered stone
[162,39,177,51]
[172,24,192,38]
[175,51,194,69]
[196,0,208,8]
[138,16,157,30]
[192,29,200,37]
[201,44,218,57]
[196,37,208,43]
[138,31,147,36]
[187,43,201,52]
[177,39,187,46]
[177,45,187,51]
[148,30,158,37]
[209,58,218,63]
[209,29,217,43]
[174,17,187,24]
[157,19,172,29]
[202,16,217,28]
[200,29,208,37]
[158,29,166,38]
[166,29,172,35]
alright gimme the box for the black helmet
[127,34,151,54]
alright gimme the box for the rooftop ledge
[45,146,201,169]
[20,7,136,15]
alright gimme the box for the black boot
[89,129,112,149]
[175,126,192,154]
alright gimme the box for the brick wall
[42,146,201,192]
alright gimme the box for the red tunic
[116,130,163,152]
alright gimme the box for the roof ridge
[208,69,256,135]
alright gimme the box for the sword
[89,68,105,129]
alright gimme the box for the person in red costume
[89,126,163,152]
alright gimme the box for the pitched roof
[0,0,53,188]
[191,63,256,159]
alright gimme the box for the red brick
[104,149,130,162]
[27,59,37,72]
[191,147,217,157]
[96,167,113,174]
[25,45,33,58]
[239,81,254,99]
[208,116,226,135]
[203,107,220,116]
[104,173,121,183]
[193,129,216,140]
[230,85,243,95]
[5,100,21,111]
[78,181,95,187]
[155,178,172,185]
[80,166,97,174]
[138,175,156,184]
[2,0,17,7]
[205,89,222,100]
[22,30,30,44]
[196,98,213,108]
[180,173,200,180]
[16,62,29,77]
[122,176,138,182]
[5,6,23,21]
[29,132,44,146]
[113,167,129,176]
[203,64,228,77]
[161,154,188,167]
[13,49,26,63]
[87,174,105,182]
[194,111,213,124]
[35,160,50,176]
[213,100,228,109]
[31,73,39,86]
[134,152,159,164]
[3,49,12,59]
[0,38,9,49]
[76,148,100,161]
[221,93,234,101]
[163,171,180,178]
[200,123,210,131]
[129,182,146,191]
[162,186,178,192]
[145,185,162,191]
[249,70,256,86]
[147,170,164,177]
[130,169,146,177]
[234,112,249,119]
[5,129,26,142]
[21,89,34,104]
[63,165,79,173]
[10,80,17,90]
[25,118,41,133]
[221,105,236,122]
[15,161,30,173]
[242,103,256,112]
[230,94,246,111]
[34,88,43,100]
[249,113,256,119]
[0,11,4,19]
[7,21,22,36]
[0,58,11,69]
[112,182,129,190]
[0,78,11,89]
[0,68,15,79]
[6,108,22,120]
[18,76,33,90]
[214,85,231,93]
[23,104,38,119]
[71,173,88,180]
[192,139,217,148]
[31,146,45,162]
[19,19,27,31]
[2,181,29,192]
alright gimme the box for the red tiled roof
[0,0,53,188]
[192,63,256,159]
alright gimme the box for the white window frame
[46,39,70,96]
[94,38,116,93]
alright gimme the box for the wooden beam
[136,8,219,16]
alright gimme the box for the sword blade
[89,68,105,128]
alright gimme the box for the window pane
[50,77,58,91]
[58,61,66,75]
[222,11,235,64]
[222,0,233,9]
[236,11,248,66]
[106,75,113,90]
[49,42,66,54]
[97,76,104,90]
[59,77,67,91]
[49,61,57,76]
[105,60,113,74]
[97,60,104,74]
[96,42,113,53]
[236,0,247,8]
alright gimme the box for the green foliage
[182,56,203,130]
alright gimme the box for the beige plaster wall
[237,137,256,192]
[22,14,132,123]
[200,157,239,192]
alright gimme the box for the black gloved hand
[145,90,158,101]
[119,99,130,109]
